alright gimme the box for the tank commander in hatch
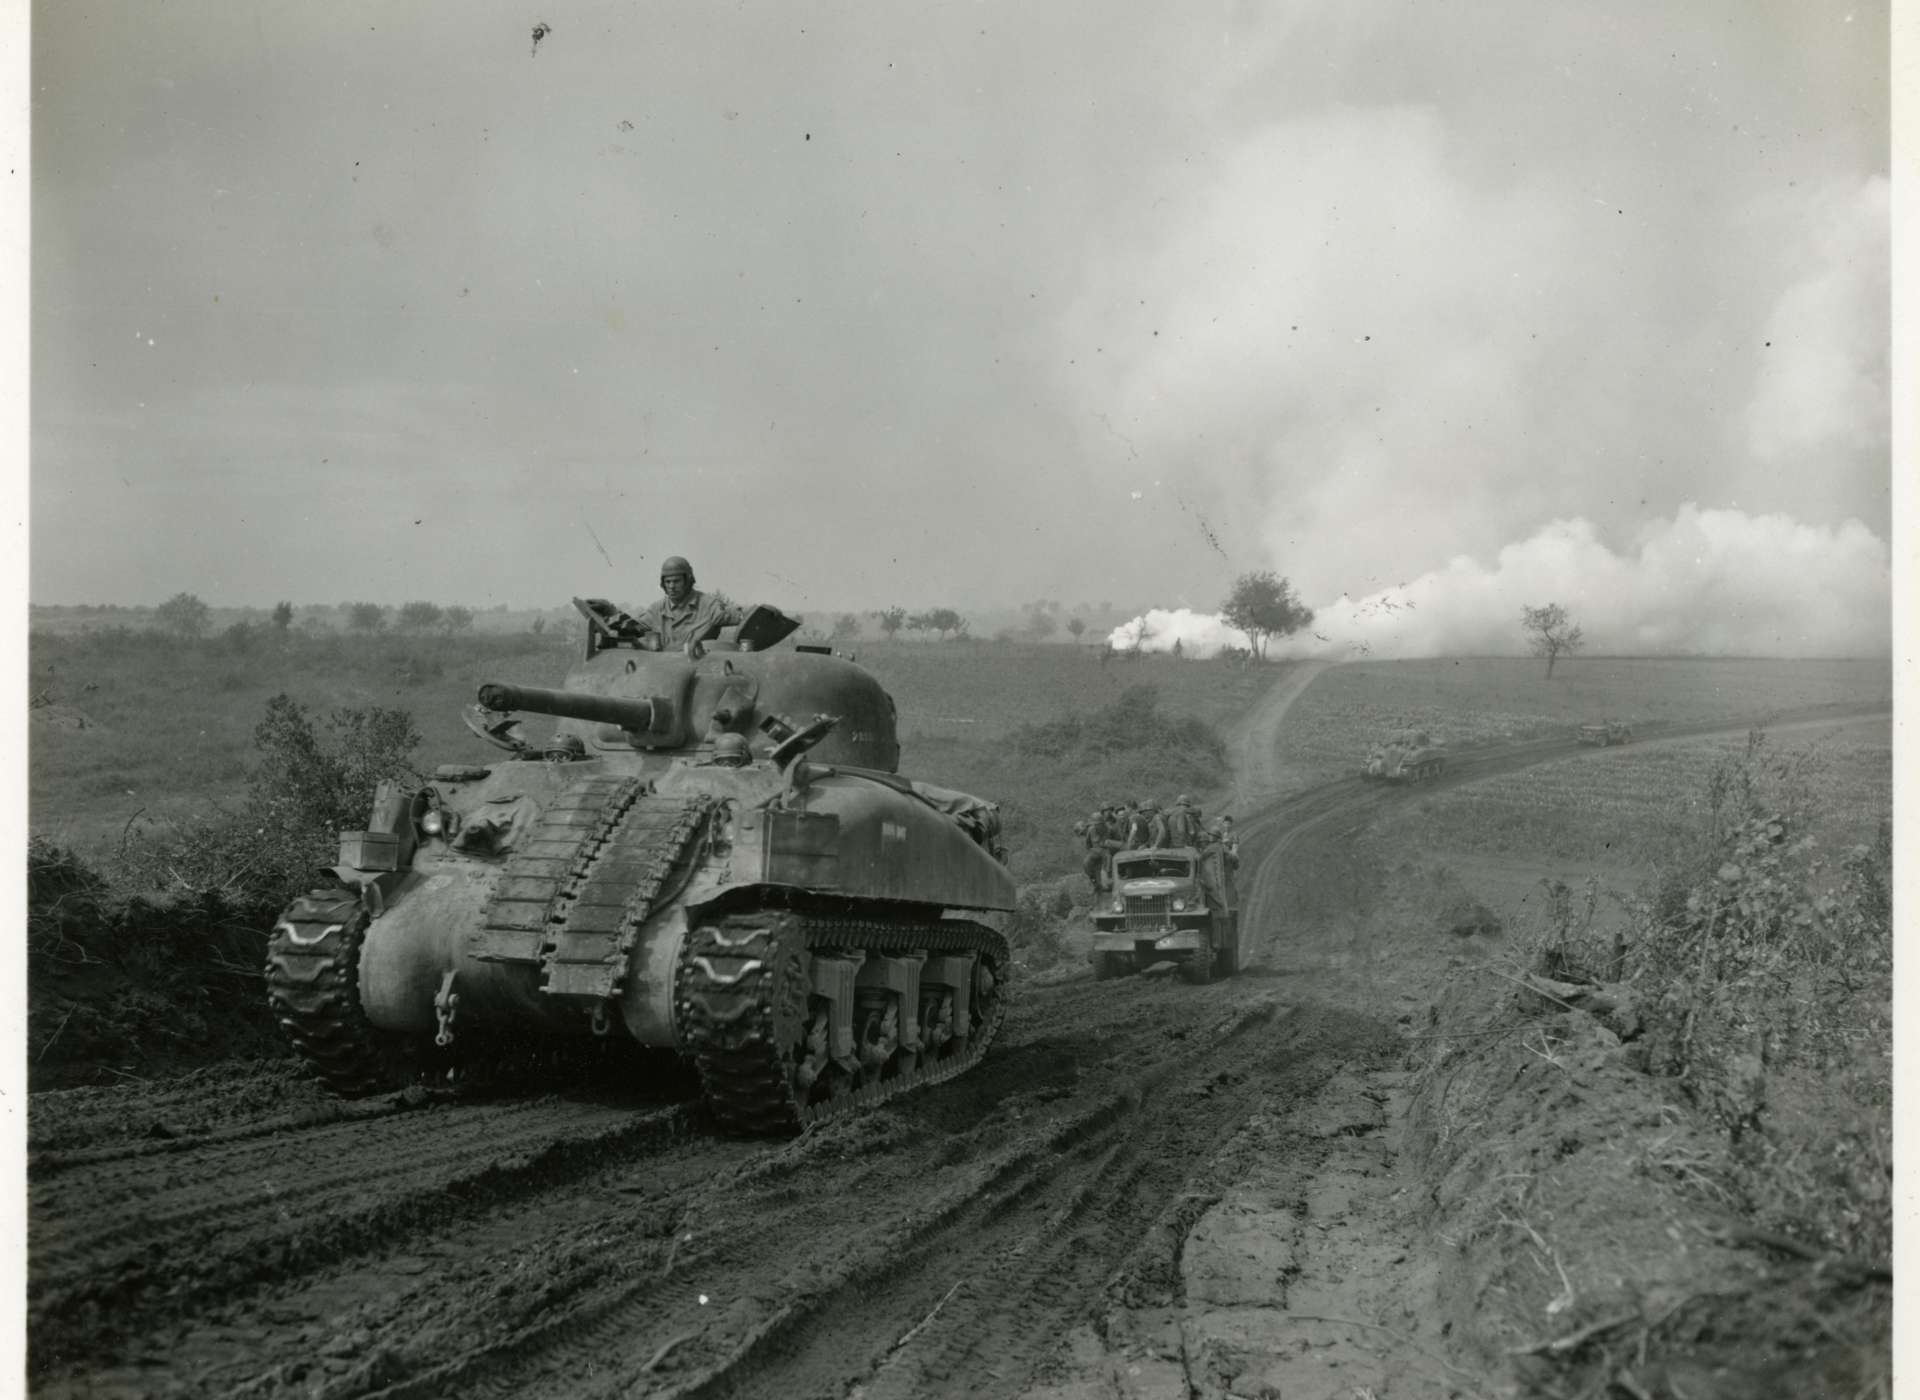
[637,556,744,649]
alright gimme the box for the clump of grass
[1005,880,1078,969]
[1009,683,1227,770]
[113,694,423,906]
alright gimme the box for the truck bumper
[1090,928,1206,954]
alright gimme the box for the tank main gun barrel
[476,682,661,732]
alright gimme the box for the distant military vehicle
[266,597,1013,1135]
[1578,720,1633,747]
[1362,729,1447,783]
[1088,844,1240,984]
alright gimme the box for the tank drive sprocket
[266,890,406,1096]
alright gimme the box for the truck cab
[1089,845,1240,984]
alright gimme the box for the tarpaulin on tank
[907,780,1005,863]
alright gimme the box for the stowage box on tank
[266,598,1014,1134]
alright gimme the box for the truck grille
[1124,896,1169,930]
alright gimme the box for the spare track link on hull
[266,890,401,1096]
[540,790,716,1002]
[677,913,1009,1135]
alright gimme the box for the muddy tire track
[30,1095,693,1377]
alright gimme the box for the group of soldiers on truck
[1073,796,1238,896]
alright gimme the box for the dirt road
[27,690,1888,1399]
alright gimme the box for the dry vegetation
[1387,723,1892,1397]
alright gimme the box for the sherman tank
[265,598,1014,1134]
[1362,729,1447,783]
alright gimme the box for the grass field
[29,629,577,850]
[1273,656,1891,793]
[1369,715,1891,871]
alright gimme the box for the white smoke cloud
[1108,608,1249,657]
[1744,177,1890,469]
[1111,505,1889,660]
[1065,112,1890,606]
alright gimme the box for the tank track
[266,890,405,1096]
[541,790,715,1001]
[676,912,1009,1135]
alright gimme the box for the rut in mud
[27,690,1888,1399]
[30,972,1389,1399]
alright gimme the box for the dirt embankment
[25,675,1891,1399]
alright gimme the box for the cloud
[1113,505,1889,659]
[1744,177,1891,468]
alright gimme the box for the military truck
[1362,729,1447,783]
[1578,720,1633,746]
[266,597,1013,1135]
[1088,844,1240,984]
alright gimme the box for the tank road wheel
[856,991,905,1081]
[266,890,408,1096]
[678,914,1011,1135]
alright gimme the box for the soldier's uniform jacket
[1162,805,1200,847]
[638,589,744,647]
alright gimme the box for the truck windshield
[1116,856,1192,879]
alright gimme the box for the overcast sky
[31,0,1889,619]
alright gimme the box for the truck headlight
[1111,896,1124,913]
[1171,896,1186,912]
[421,809,445,836]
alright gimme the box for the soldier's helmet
[543,732,586,762]
[1175,793,1192,806]
[711,732,751,766]
[660,555,694,582]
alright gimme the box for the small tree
[270,600,295,632]
[251,695,423,846]
[1023,604,1059,641]
[832,612,862,641]
[1522,603,1584,678]
[1221,571,1313,661]
[155,591,211,639]
[873,606,908,640]
[1125,615,1155,660]
[1066,616,1087,643]
[908,607,967,640]
[443,605,476,634]
[346,602,389,634]
[397,600,444,633]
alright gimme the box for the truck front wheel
[1181,946,1215,985]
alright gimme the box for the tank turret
[266,597,1012,1134]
